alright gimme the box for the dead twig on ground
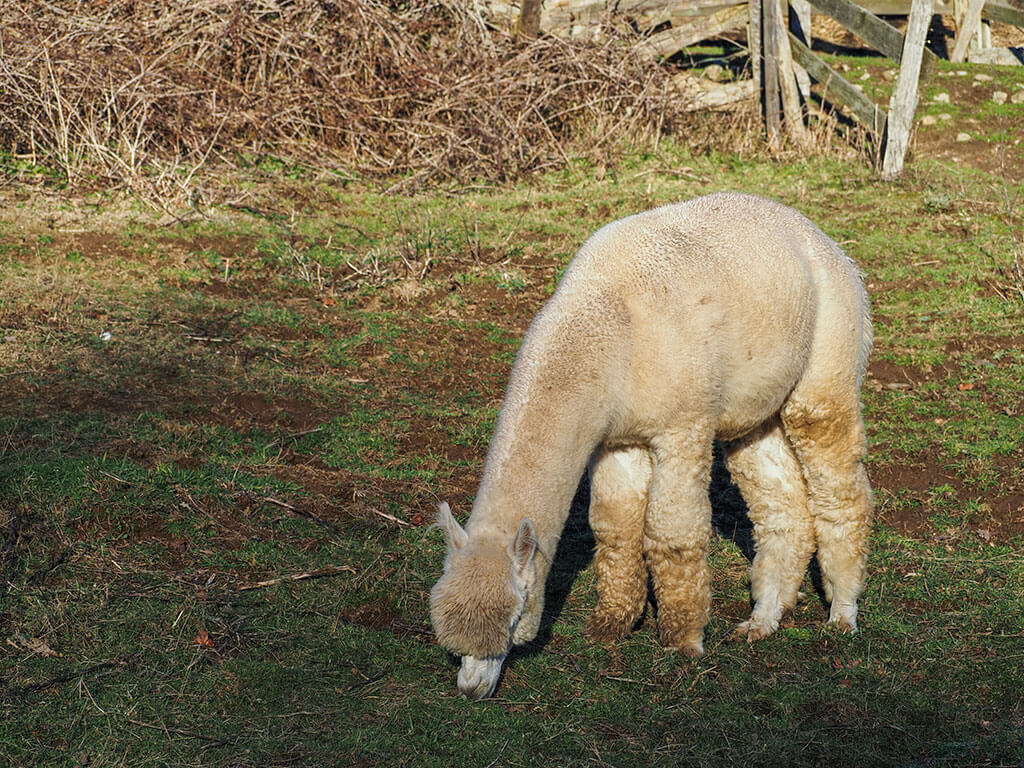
[1010,247,1024,302]
[236,565,356,592]
[13,654,138,696]
[126,717,236,746]
[264,427,323,452]
[261,496,338,532]
[367,508,412,527]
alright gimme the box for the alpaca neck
[467,301,622,554]
[470,407,597,555]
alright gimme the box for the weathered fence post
[789,0,812,99]
[517,0,543,39]
[881,0,934,180]
[951,0,986,62]
[749,0,763,100]
[762,0,783,148]
[773,0,811,147]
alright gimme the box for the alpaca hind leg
[643,428,714,656]
[782,395,872,632]
[725,419,815,642]
[587,446,652,642]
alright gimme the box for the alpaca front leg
[643,431,714,656]
[587,447,652,642]
[725,420,815,642]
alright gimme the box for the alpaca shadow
[510,444,825,666]
[508,474,596,665]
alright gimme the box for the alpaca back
[541,192,868,443]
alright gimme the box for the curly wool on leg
[725,419,816,643]
[644,539,711,655]
[641,429,715,656]
[782,400,873,632]
[586,447,651,642]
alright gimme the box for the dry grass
[0,0,694,195]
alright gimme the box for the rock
[702,64,727,82]
[934,92,950,103]
[860,71,871,80]
[668,72,755,110]
[974,73,993,82]
[921,115,937,125]
[956,132,972,142]
[970,48,1024,66]
[939,113,952,121]
[1012,91,1024,104]
[992,91,1008,104]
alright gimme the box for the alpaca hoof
[827,603,858,634]
[826,615,858,634]
[678,642,703,658]
[587,608,640,644]
[658,625,704,657]
[730,617,779,644]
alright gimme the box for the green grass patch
[2,139,1023,767]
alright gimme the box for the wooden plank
[774,0,811,147]
[573,0,749,31]
[809,0,938,70]
[881,0,934,180]
[953,0,988,62]
[634,5,747,60]
[517,0,543,38]
[789,33,887,133]
[764,0,783,147]
[856,0,953,11]
[749,0,763,97]
[790,0,813,101]
[982,0,1024,27]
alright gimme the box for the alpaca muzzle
[457,654,505,700]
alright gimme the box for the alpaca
[430,192,873,699]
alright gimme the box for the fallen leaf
[957,382,974,391]
[9,633,59,657]
[27,637,59,657]
[192,629,215,649]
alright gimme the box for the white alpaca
[431,192,873,699]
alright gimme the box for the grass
[1,140,1023,767]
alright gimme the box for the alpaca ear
[434,502,468,550]
[508,518,538,577]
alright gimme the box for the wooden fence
[491,0,1024,176]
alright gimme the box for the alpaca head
[429,502,540,700]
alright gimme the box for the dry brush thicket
[0,0,698,191]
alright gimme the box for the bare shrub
[0,0,691,192]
